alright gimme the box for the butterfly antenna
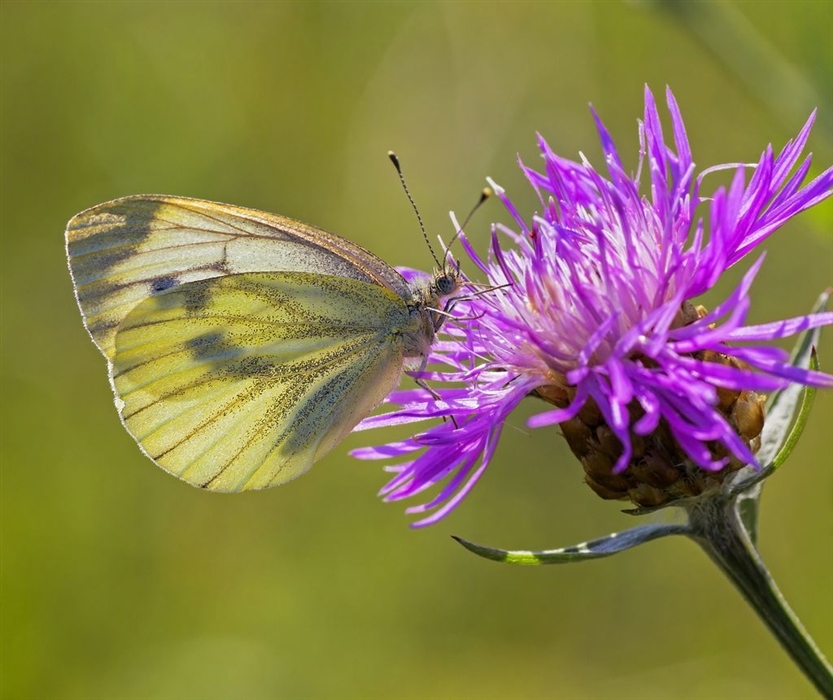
[462,187,492,230]
[447,186,492,251]
[388,151,441,269]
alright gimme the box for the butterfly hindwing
[111,272,412,491]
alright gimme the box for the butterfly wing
[110,271,414,491]
[66,195,413,361]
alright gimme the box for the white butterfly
[66,195,459,491]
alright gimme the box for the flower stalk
[686,496,833,698]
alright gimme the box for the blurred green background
[2,2,831,699]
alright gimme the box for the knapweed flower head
[353,86,833,527]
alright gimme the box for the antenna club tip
[482,187,493,199]
[485,177,504,196]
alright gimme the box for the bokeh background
[2,2,831,699]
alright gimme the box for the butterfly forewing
[66,195,413,360]
[111,272,414,491]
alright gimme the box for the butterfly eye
[435,274,457,297]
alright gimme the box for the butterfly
[65,194,460,492]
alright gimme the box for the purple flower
[353,86,833,528]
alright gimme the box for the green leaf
[768,350,818,472]
[452,522,689,565]
[728,290,829,498]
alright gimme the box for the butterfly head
[433,256,461,298]
[421,256,462,333]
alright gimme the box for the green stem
[687,498,833,697]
